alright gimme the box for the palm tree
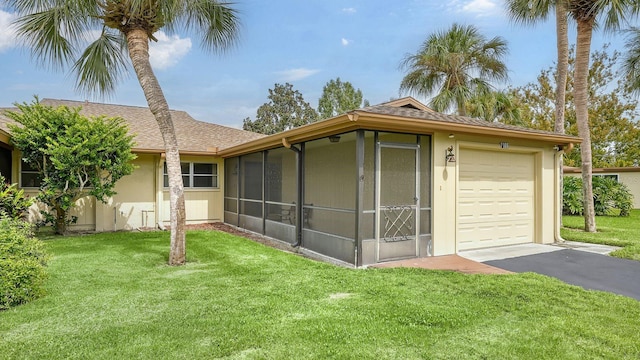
[505,0,569,134]
[399,23,508,116]
[622,27,640,94]
[465,90,523,125]
[568,0,639,232]
[8,0,240,265]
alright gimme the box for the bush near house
[6,99,136,234]
[0,175,33,220]
[563,176,633,216]
[0,218,48,310]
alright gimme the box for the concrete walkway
[372,255,512,274]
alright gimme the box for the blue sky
[0,0,635,128]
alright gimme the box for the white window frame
[594,174,619,182]
[20,159,42,188]
[164,162,218,189]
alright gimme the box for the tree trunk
[575,19,597,233]
[554,1,569,135]
[55,205,67,235]
[555,1,569,233]
[126,29,187,264]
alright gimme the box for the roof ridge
[358,104,572,137]
[41,98,161,111]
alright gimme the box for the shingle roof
[359,102,566,138]
[0,99,264,153]
[218,96,581,157]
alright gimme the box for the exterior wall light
[500,142,509,149]
[445,146,456,163]
[329,135,341,143]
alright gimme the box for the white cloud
[274,68,320,82]
[0,10,17,52]
[447,0,501,17]
[463,0,498,14]
[341,38,351,46]
[342,7,357,14]
[445,0,504,17]
[149,31,192,70]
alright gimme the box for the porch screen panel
[419,135,432,256]
[224,157,239,213]
[362,131,376,240]
[265,147,297,225]
[304,132,357,239]
[239,153,263,218]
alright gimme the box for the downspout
[554,144,572,243]
[283,138,303,247]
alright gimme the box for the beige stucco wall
[96,153,158,231]
[432,132,457,256]
[160,155,224,226]
[431,131,559,256]
[620,172,640,209]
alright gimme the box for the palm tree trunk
[575,19,596,233]
[126,29,187,264]
[554,1,569,234]
[554,1,568,134]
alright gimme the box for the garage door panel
[458,149,535,251]
[458,197,533,223]
[457,219,533,250]
[460,181,533,196]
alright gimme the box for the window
[164,162,218,188]
[594,174,619,182]
[20,160,42,188]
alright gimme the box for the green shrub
[0,217,49,310]
[592,176,613,215]
[563,176,634,217]
[562,176,583,215]
[0,175,34,220]
[612,182,634,217]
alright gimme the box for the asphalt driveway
[483,248,640,301]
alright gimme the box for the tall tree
[7,0,240,264]
[6,99,136,234]
[317,78,367,118]
[568,0,639,232]
[505,0,569,134]
[399,23,509,115]
[509,46,640,167]
[622,27,640,94]
[243,83,319,135]
[465,90,522,124]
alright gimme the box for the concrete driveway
[461,242,640,301]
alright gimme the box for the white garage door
[457,148,535,251]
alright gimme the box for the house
[0,97,580,267]
[0,99,263,231]
[564,167,640,209]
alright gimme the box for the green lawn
[562,209,640,260]
[1,230,640,359]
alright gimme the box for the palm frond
[12,8,75,70]
[10,1,102,70]
[505,0,554,25]
[183,0,240,53]
[399,23,508,115]
[72,29,129,97]
[622,27,640,95]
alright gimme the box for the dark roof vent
[400,103,421,110]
